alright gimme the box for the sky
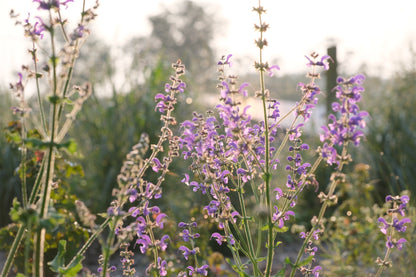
[1,0,415,86]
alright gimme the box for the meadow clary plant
[3,0,98,276]
[2,0,412,277]
[177,2,373,276]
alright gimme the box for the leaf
[57,139,78,154]
[284,257,294,266]
[48,240,67,272]
[272,266,287,277]
[23,138,50,150]
[48,95,63,104]
[297,255,314,267]
[48,240,84,277]
[59,255,84,277]
[274,225,289,233]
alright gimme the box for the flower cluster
[177,222,209,276]
[320,74,368,166]
[296,53,328,122]
[378,195,411,250]
[375,194,411,273]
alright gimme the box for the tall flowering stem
[2,1,98,276]
[252,2,275,275]
[290,74,368,277]
[94,60,185,277]
[375,195,411,276]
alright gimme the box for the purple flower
[187,265,209,276]
[151,158,164,172]
[136,234,152,253]
[218,54,232,67]
[158,235,169,251]
[33,0,73,10]
[273,207,295,228]
[155,213,167,229]
[205,200,220,216]
[179,246,196,260]
[386,236,407,250]
[211,232,223,245]
[305,54,333,70]
[312,265,322,277]
[396,238,407,250]
[157,257,167,276]
[267,65,280,76]
[392,217,411,233]
[127,188,137,203]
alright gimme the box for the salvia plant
[1,0,411,277]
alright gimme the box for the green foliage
[364,52,416,198]
[0,92,22,227]
[67,59,171,213]
[317,164,416,276]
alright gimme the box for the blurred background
[0,0,415,275]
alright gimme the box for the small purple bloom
[159,235,169,251]
[267,65,280,76]
[312,265,322,277]
[218,54,232,67]
[187,265,209,276]
[157,257,167,276]
[179,245,196,260]
[155,213,167,229]
[136,234,152,253]
[211,232,223,245]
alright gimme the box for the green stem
[0,224,26,277]
[57,0,87,121]
[28,155,46,205]
[289,146,347,277]
[32,42,48,134]
[34,13,59,275]
[64,217,111,270]
[24,219,32,276]
[237,181,260,276]
[375,248,392,277]
[255,3,274,274]
[101,216,119,277]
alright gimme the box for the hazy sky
[1,0,415,85]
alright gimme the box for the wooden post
[326,46,338,119]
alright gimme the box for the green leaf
[5,131,22,144]
[272,266,287,277]
[59,255,84,277]
[57,139,78,154]
[48,240,67,272]
[48,240,84,277]
[274,225,289,233]
[284,256,294,266]
[23,138,50,150]
[48,95,62,104]
[297,255,314,267]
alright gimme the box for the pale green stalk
[34,10,59,275]
[289,146,348,277]
[254,1,274,274]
